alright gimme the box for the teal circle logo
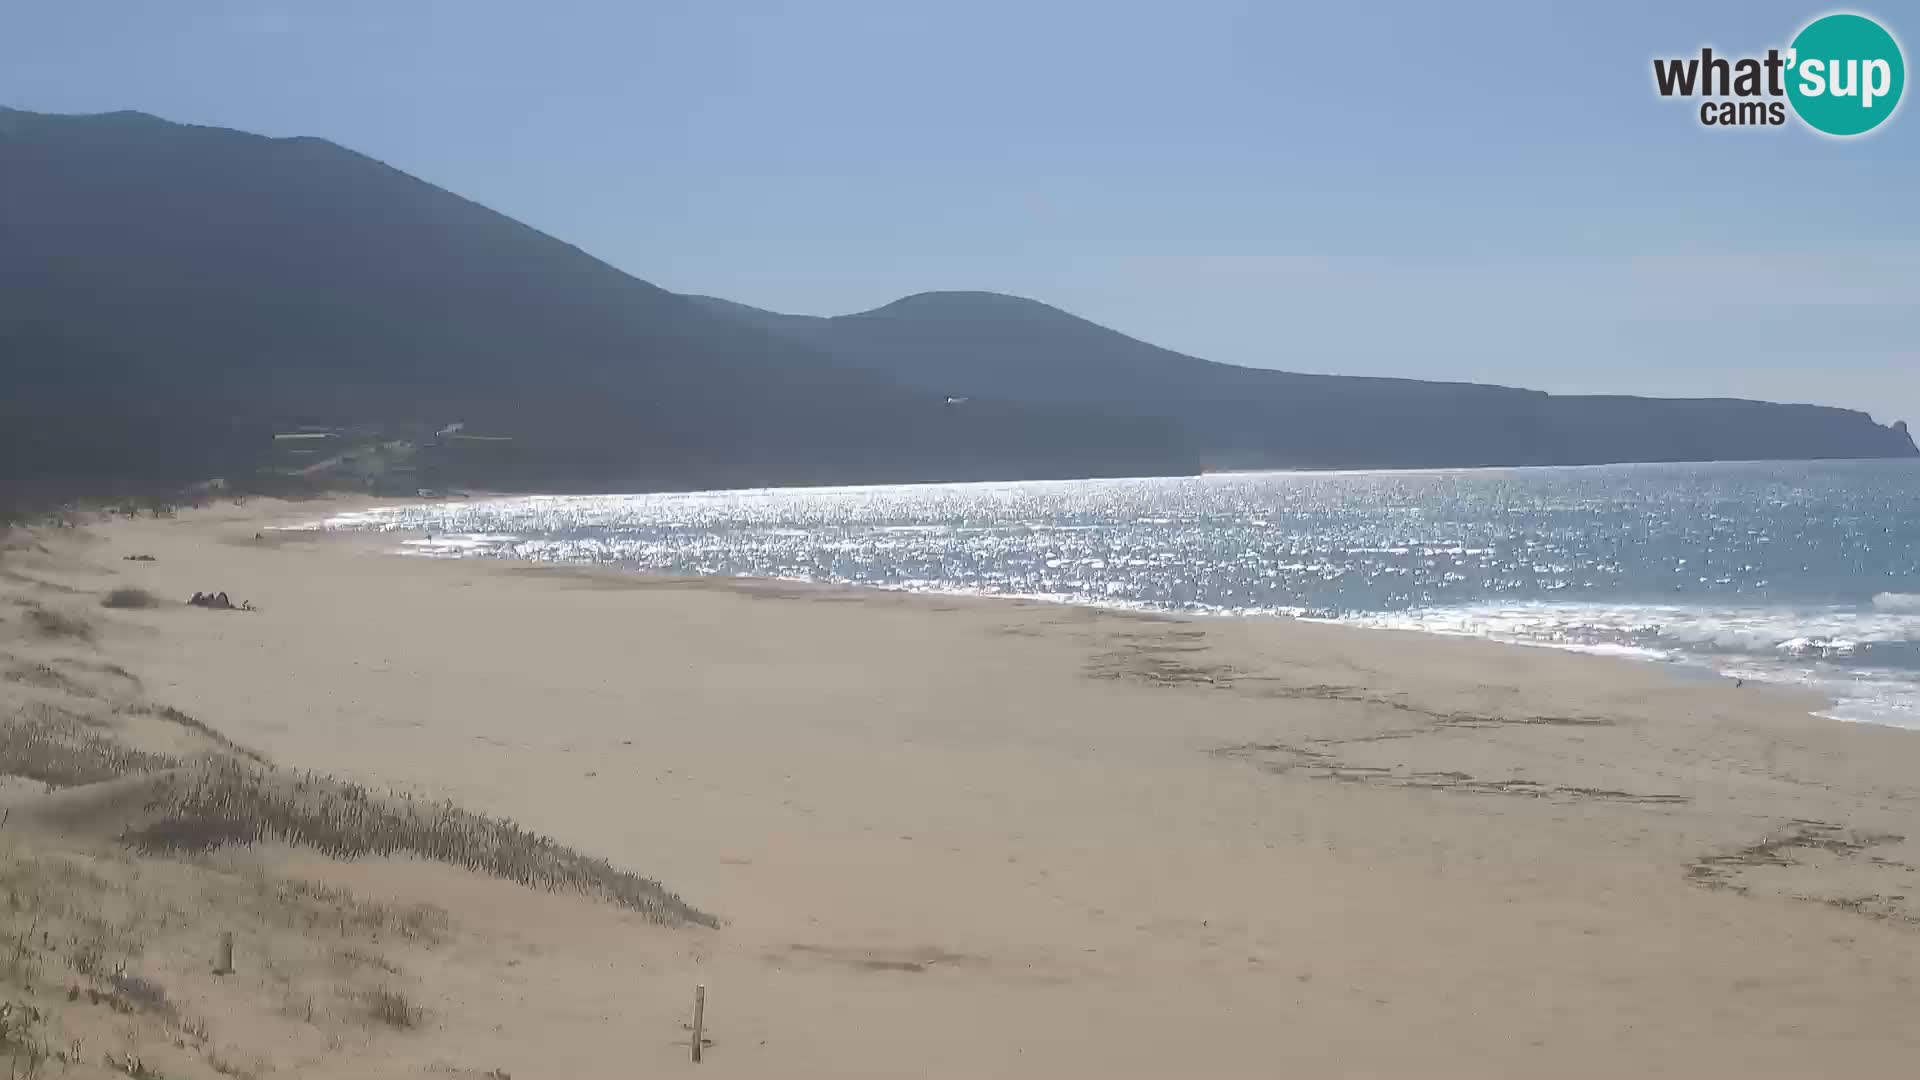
[1787,13,1905,136]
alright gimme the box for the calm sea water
[325,460,1920,728]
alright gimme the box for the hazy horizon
[4,1,1914,424]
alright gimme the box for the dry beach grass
[123,762,710,926]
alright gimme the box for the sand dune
[2,499,1918,1077]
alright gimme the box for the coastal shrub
[122,761,715,927]
[101,587,160,610]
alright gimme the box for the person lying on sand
[188,591,253,611]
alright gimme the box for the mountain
[0,108,1192,502]
[688,292,1919,470]
[1,108,1912,509]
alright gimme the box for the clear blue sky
[6,1,1916,425]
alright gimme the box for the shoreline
[9,496,1920,1077]
[313,497,1920,732]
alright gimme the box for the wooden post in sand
[215,931,234,975]
[691,984,706,1064]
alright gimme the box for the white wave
[1354,601,1920,657]
[396,533,520,557]
[322,507,405,529]
[1874,592,1920,612]
[1332,600,1920,729]
[1778,636,1858,659]
[1809,669,1920,730]
[1546,641,1678,662]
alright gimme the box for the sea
[324,459,1920,729]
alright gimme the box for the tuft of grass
[363,986,420,1029]
[106,1048,162,1077]
[0,710,178,788]
[107,971,179,1024]
[2,663,84,695]
[19,700,108,732]
[331,946,400,975]
[0,999,50,1078]
[69,940,105,977]
[279,990,320,1024]
[122,762,714,926]
[127,705,269,766]
[23,605,92,642]
[275,878,447,946]
[1,923,40,990]
[207,1047,257,1078]
[101,588,160,610]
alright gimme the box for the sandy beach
[4,497,1920,1078]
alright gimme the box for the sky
[5,1,1917,425]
